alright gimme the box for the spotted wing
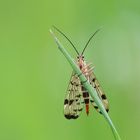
[64,72,84,119]
[89,72,109,114]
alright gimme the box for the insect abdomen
[82,85,90,115]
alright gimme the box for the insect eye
[77,56,79,59]
[82,56,84,58]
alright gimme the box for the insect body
[53,26,109,119]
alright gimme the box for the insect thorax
[77,56,89,78]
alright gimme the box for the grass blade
[50,29,121,140]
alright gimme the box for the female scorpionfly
[53,26,109,119]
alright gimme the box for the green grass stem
[50,29,121,140]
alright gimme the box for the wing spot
[64,99,69,105]
[92,78,96,82]
[106,108,109,112]
[76,94,81,98]
[90,99,94,103]
[94,106,98,109]
[70,81,74,85]
[101,94,107,100]
[76,102,80,105]
[65,114,79,119]
[68,89,74,91]
[78,108,83,111]
[99,111,102,114]
[69,100,74,105]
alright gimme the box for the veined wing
[89,72,109,114]
[64,72,84,119]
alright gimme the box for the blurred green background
[0,0,140,140]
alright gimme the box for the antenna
[81,28,101,55]
[52,26,79,55]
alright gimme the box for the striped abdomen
[81,85,90,115]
